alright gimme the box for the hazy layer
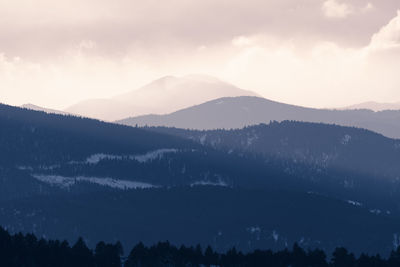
[0,0,400,109]
[64,74,258,121]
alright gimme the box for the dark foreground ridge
[1,227,400,267]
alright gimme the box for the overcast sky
[1,0,400,109]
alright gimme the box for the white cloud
[232,36,253,47]
[369,10,400,50]
[219,11,400,108]
[322,0,353,18]
[222,37,369,108]
[0,47,162,109]
[0,1,400,110]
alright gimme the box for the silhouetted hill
[118,96,400,139]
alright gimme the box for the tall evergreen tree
[331,247,356,267]
[71,237,94,267]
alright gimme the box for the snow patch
[133,149,178,163]
[247,226,261,234]
[247,226,261,240]
[199,134,207,145]
[272,230,279,242]
[394,234,400,250]
[370,209,382,215]
[246,134,258,146]
[32,174,156,190]
[16,165,33,171]
[341,134,352,145]
[181,165,186,174]
[190,180,228,187]
[86,154,123,164]
[347,200,362,206]
[85,149,178,165]
[33,174,75,188]
[39,164,60,170]
[343,179,354,189]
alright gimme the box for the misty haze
[1,0,400,266]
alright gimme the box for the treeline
[125,242,392,267]
[2,226,400,267]
[0,227,122,267]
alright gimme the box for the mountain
[118,96,400,139]
[2,103,400,254]
[342,101,400,112]
[21,103,69,115]
[64,75,259,121]
[149,122,400,200]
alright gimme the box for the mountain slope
[3,187,400,255]
[65,75,258,121]
[343,101,400,111]
[118,96,400,139]
[2,103,400,254]
[21,103,70,115]
[150,122,400,186]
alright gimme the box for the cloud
[219,10,400,108]
[232,36,254,47]
[0,48,162,109]
[221,36,369,108]
[369,10,400,50]
[322,1,376,19]
[322,0,353,18]
[0,0,398,60]
[0,1,400,110]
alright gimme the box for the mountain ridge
[117,96,400,139]
[342,101,400,111]
[64,75,259,121]
[21,103,70,116]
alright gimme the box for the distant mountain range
[342,101,400,112]
[2,103,400,254]
[21,103,69,115]
[118,96,400,139]
[64,75,259,121]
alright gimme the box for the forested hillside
[1,104,400,255]
[1,226,400,267]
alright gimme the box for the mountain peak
[181,74,222,82]
[65,74,258,121]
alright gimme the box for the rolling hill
[118,96,400,139]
